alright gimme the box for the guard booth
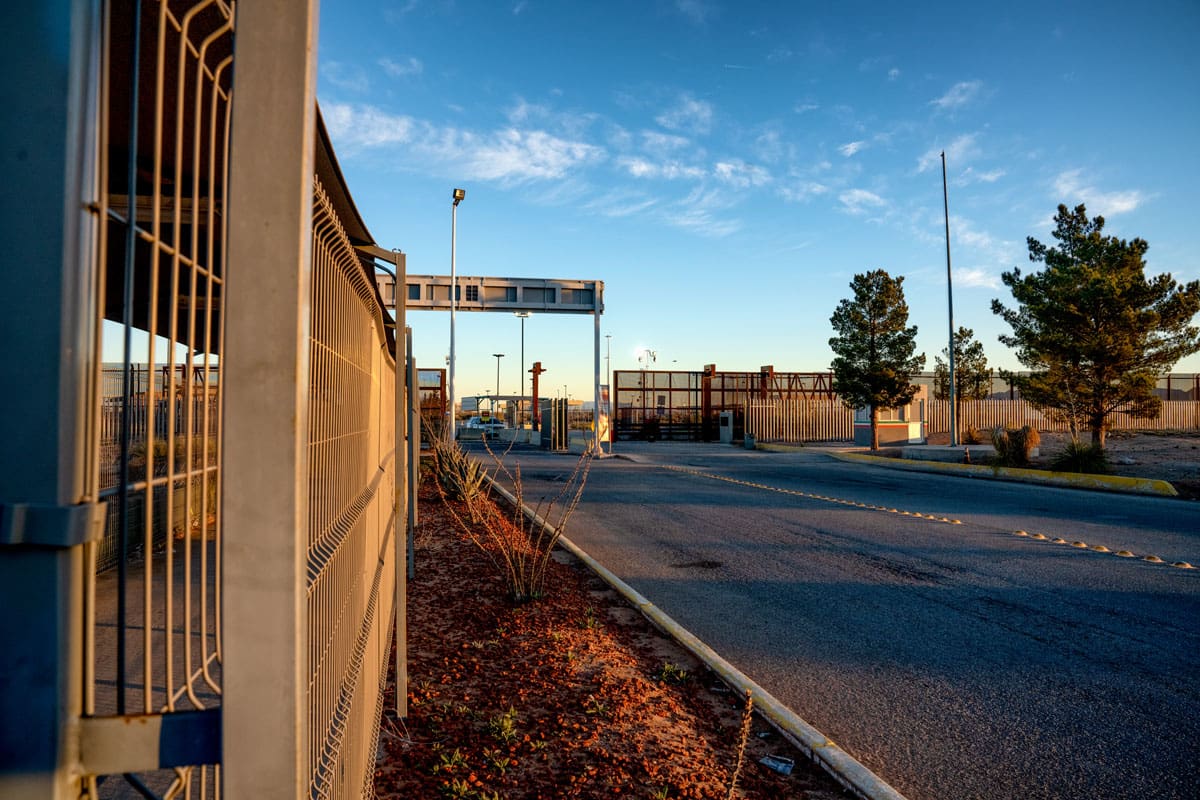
[540,398,570,452]
[719,411,735,444]
[853,385,928,446]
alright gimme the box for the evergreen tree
[991,204,1200,447]
[933,326,992,438]
[829,270,925,450]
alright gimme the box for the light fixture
[452,187,466,206]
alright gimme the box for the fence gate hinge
[0,500,107,548]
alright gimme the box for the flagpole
[941,151,958,447]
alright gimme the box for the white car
[462,416,505,435]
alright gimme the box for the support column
[222,1,319,795]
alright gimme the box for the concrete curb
[825,451,1178,497]
[485,476,909,800]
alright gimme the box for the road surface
[478,441,1200,800]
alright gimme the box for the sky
[316,0,1200,404]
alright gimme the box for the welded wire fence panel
[84,1,232,797]
[306,180,396,800]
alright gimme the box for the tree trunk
[1090,414,1106,449]
[870,405,880,450]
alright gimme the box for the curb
[824,451,1178,497]
[486,476,909,800]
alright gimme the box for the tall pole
[493,353,504,416]
[941,152,958,447]
[516,311,530,428]
[449,188,464,440]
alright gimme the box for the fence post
[0,2,103,797]
[221,1,319,795]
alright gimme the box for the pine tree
[829,270,925,450]
[991,204,1200,447]
[933,326,992,438]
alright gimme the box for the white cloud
[839,140,866,157]
[888,68,901,81]
[954,267,1000,289]
[712,159,771,188]
[656,94,714,135]
[931,80,983,110]
[584,190,659,218]
[838,188,887,215]
[378,56,423,78]
[779,181,829,203]
[953,166,1006,186]
[1052,169,1146,216]
[321,103,603,183]
[465,129,604,181]
[663,187,742,237]
[917,133,980,173]
[675,0,717,24]
[794,102,819,114]
[323,103,414,147]
[321,62,370,93]
[641,130,692,155]
[616,156,705,181]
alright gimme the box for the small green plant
[487,707,519,744]
[653,661,690,684]
[483,747,511,775]
[529,738,549,751]
[583,694,608,716]
[441,778,474,799]
[580,607,600,630]
[432,747,469,775]
[653,787,671,800]
[1051,438,1111,474]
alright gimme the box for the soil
[373,471,853,799]
[924,429,1200,499]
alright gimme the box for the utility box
[718,411,734,444]
[539,398,569,452]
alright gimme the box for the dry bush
[991,425,1041,466]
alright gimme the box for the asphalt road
[478,440,1200,800]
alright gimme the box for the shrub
[990,425,1040,467]
[1051,439,1111,474]
[961,426,984,445]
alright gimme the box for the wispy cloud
[378,56,423,78]
[888,68,900,81]
[663,186,742,237]
[512,1,528,14]
[656,94,714,136]
[641,130,692,156]
[954,267,1001,289]
[616,156,705,180]
[712,159,771,188]
[779,181,829,203]
[794,102,819,114]
[954,166,1006,186]
[321,61,370,93]
[675,0,717,24]
[322,102,603,183]
[839,188,887,215]
[917,133,980,173]
[839,140,866,157]
[931,80,982,110]
[584,189,659,218]
[1053,169,1147,216]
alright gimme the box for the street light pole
[516,312,530,427]
[449,188,465,441]
[493,353,504,417]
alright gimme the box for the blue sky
[317,0,1200,403]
